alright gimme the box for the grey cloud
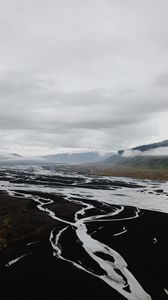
[154,71,168,87]
[0,73,168,133]
[0,0,168,155]
[143,147,168,156]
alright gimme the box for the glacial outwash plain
[0,147,168,300]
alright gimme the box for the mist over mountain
[0,151,45,164]
[118,140,168,154]
[0,150,112,164]
[0,152,22,161]
[105,140,168,170]
[0,140,168,168]
[42,151,111,164]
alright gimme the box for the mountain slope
[43,151,110,164]
[118,140,168,154]
[105,140,168,170]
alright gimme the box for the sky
[0,0,168,156]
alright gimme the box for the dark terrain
[0,166,167,300]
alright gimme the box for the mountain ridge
[0,140,168,167]
[105,139,168,170]
[118,140,168,154]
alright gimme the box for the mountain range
[42,151,110,164]
[0,150,111,164]
[0,140,168,169]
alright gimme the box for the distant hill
[0,152,22,161]
[42,151,111,164]
[0,151,112,165]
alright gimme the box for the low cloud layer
[122,147,168,157]
[0,0,168,155]
[143,147,168,156]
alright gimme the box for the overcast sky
[0,0,168,155]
